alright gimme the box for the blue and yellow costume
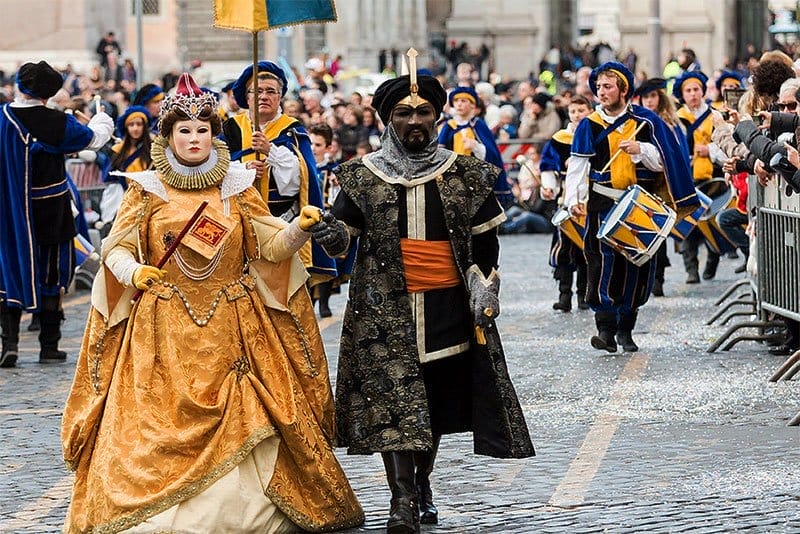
[438,87,513,207]
[673,71,735,280]
[221,61,336,284]
[541,127,587,310]
[566,62,698,351]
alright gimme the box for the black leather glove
[466,265,500,328]
[309,212,350,257]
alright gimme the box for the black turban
[372,75,446,124]
[16,61,63,100]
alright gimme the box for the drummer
[565,62,698,353]
[673,71,727,283]
[540,94,593,312]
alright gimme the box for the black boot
[38,309,67,364]
[616,311,639,352]
[317,281,332,318]
[382,452,419,534]
[703,252,720,280]
[652,278,664,297]
[27,312,40,331]
[590,311,617,353]
[414,436,441,525]
[1,304,21,368]
[576,265,590,310]
[552,268,573,312]
[681,241,700,284]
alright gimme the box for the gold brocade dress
[61,152,363,533]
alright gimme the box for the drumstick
[599,121,648,174]
[93,94,102,114]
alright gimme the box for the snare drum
[670,189,712,242]
[551,208,586,249]
[696,192,738,254]
[597,185,676,266]
[697,178,733,221]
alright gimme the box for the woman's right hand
[132,265,167,290]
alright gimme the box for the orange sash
[400,238,461,293]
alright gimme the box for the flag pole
[252,31,260,140]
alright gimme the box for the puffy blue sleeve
[570,118,595,158]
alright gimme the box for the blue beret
[715,70,744,92]
[221,81,235,93]
[673,71,709,101]
[634,77,667,97]
[115,105,151,138]
[232,61,288,109]
[589,62,635,99]
[448,86,479,106]
[132,84,164,106]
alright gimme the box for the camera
[752,114,764,127]
[769,152,800,193]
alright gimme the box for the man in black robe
[309,74,534,533]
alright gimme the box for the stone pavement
[1,233,799,533]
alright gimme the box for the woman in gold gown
[61,73,363,533]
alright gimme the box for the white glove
[86,112,114,150]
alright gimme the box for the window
[131,0,159,16]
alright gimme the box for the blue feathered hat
[715,70,744,92]
[232,61,288,109]
[589,61,635,99]
[448,86,479,106]
[673,71,709,101]
[115,105,151,138]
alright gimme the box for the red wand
[131,200,208,303]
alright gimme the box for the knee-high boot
[590,311,617,353]
[317,281,332,318]
[38,297,66,363]
[616,310,639,352]
[0,303,21,368]
[382,452,419,534]
[552,267,573,312]
[576,264,589,310]
[414,436,441,524]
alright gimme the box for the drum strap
[592,182,625,200]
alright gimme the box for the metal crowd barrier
[66,159,104,290]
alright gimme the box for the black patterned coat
[331,154,535,459]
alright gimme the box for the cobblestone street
[1,233,799,533]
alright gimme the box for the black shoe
[616,331,639,352]
[734,262,747,274]
[39,349,67,364]
[0,349,17,368]
[577,295,590,310]
[27,314,40,332]
[552,292,572,312]
[387,497,420,533]
[319,302,332,318]
[686,271,700,284]
[652,279,664,297]
[591,331,617,353]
